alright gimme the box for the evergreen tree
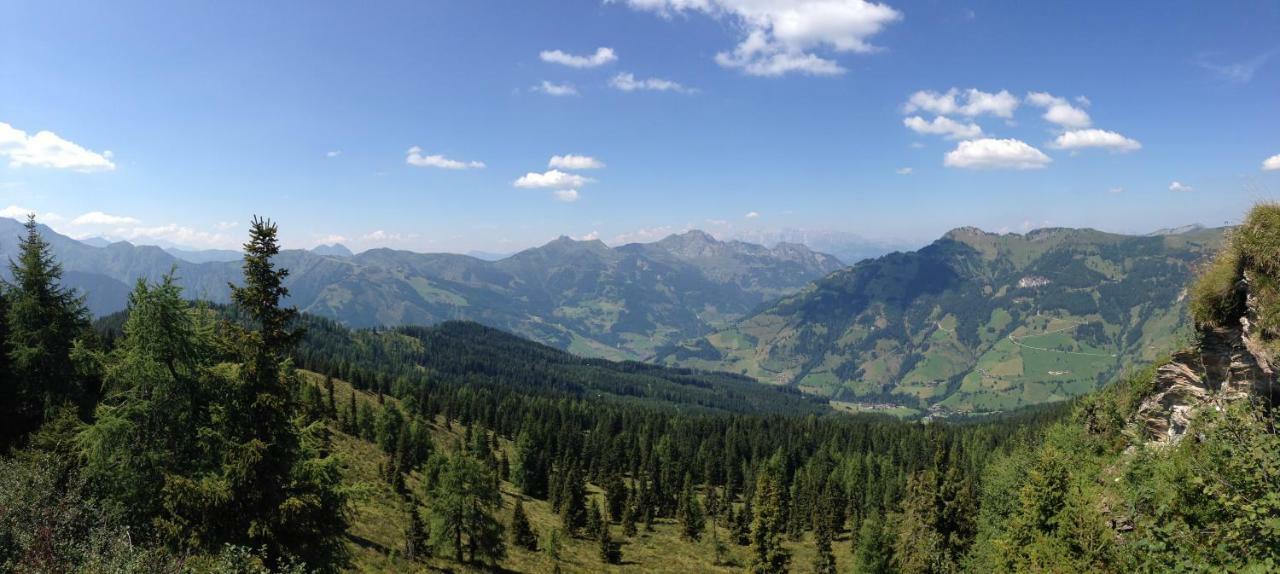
[157,216,348,571]
[812,514,837,574]
[732,502,753,545]
[406,505,428,561]
[598,521,620,564]
[424,451,506,564]
[558,464,587,535]
[586,499,604,540]
[621,496,639,538]
[852,511,892,574]
[605,474,628,522]
[324,374,336,417]
[750,461,790,574]
[3,214,88,449]
[677,480,705,541]
[510,499,538,551]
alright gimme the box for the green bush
[1189,245,1244,328]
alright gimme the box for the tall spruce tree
[750,461,790,574]
[3,215,88,448]
[156,217,348,571]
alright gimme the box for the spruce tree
[424,451,506,564]
[598,521,620,564]
[558,465,587,535]
[677,481,705,541]
[3,214,88,448]
[158,216,348,571]
[749,463,790,574]
[852,510,892,574]
[585,499,604,540]
[812,515,837,574]
[406,506,428,561]
[511,499,538,551]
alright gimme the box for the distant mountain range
[0,218,841,360]
[659,225,1225,414]
[725,228,917,265]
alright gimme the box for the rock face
[1134,279,1277,446]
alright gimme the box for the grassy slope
[306,372,849,573]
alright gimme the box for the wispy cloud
[549,154,606,170]
[72,211,141,226]
[540,47,617,68]
[609,73,693,93]
[533,81,579,96]
[1195,48,1279,83]
[405,146,485,169]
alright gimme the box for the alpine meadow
[2,2,1278,573]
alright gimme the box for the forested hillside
[2,208,1276,573]
[662,226,1224,415]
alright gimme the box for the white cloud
[620,0,901,77]
[534,81,579,96]
[214,221,238,231]
[1026,92,1091,129]
[1169,181,1193,193]
[903,116,983,140]
[72,211,141,226]
[1050,129,1141,153]
[576,230,600,241]
[553,189,581,202]
[0,205,35,219]
[944,138,1052,170]
[1263,153,1280,171]
[0,122,116,172]
[895,167,913,175]
[325,150,342,158]
[362,230,420,242]
[1108,187,1125,194]
[514,169,593,189]
[115,223,235,249]
[549,154,606,170]
[745,211,760,219]
[405,146,485,169]
[903,88,1019,118]
[540,47,618,68]
[609,73,693,93]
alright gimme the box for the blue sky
[1,0,1277,253]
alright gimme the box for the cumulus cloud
[902,88,1019,118]
[514,169,593,189]
[1026,92,1091,129]
[315,234,348,245]
[745,211,760,219]
[540,47,618,68]
[1050,129,1141,152]
[944,138,1052,170]
[405,146,485,169]
[0,205,35,219]
[533,81,579,96]
[609,73,693,93]
[549,154,606,170]
[576,230,600,240]
[72,211,141,226]
[1169,181,1193,193]
[620,0,901,77]
[896,167,913,175]
[903,116,983,140]
[0,122,116,172]
[1263,153,1280,171]
[553,189,581,202]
